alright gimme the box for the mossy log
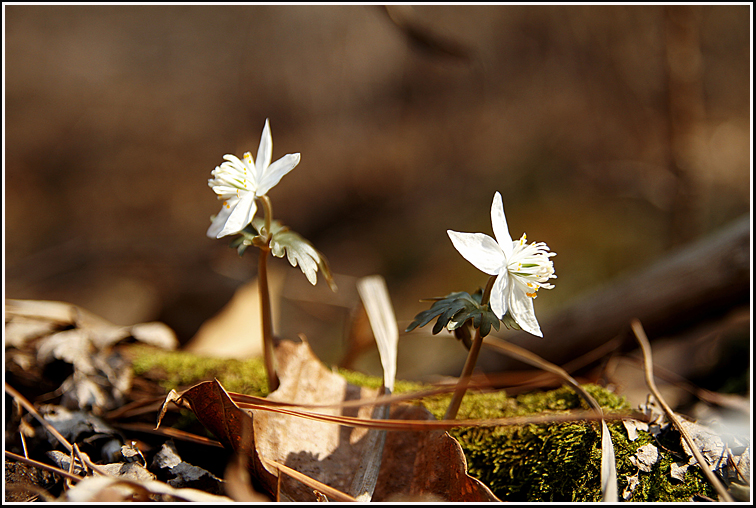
[128,345,718,502]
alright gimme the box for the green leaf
[405,291,501,341]
[265,220,337,292]
[227,219,337,292]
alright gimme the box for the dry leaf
[678,420,727,471]
[670,461,689,482]
[61,476,233,502]
[161,338,498,501]
[5,298,177,412]
[622,474,640,500]
[622,419,649,442]
[156,379,277,494]
[255,338,498,502]
[151,440,225,494]
[631,443,660,472]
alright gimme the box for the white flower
[207,119,300,238]
[447,191,556,337]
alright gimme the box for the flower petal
[508,284,543,337]
[218,192,257,238]
[256,119,273,175]
[206,198,236,238]
[488,272,509,320]
[257,153,301,196]
[491,192,513,257]
[447,230,506,276]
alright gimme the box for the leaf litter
[6,296,750,502]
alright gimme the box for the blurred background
[4,6,751,408]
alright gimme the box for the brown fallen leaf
[159,337,498,501]
[258,338,499,501]
[156,379,277,495]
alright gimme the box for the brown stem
[258,245,279,392]
[444,275,498,420]
[444,326,483,420]
[260,195,273,239]
[480,274,497,305]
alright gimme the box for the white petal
[223,152,247,167]
[256,119,273,174]
[257,153,300,196]
[206,198,237,238]
[489,272,509,320]
[508,284,543,337]
[218,192,257,237]
[447,230,506,276]
[491,192,513,257]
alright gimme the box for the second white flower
[447,191,556,337]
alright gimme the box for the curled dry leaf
[156,379,277,495]
[5,298,178,412]
[160,338,498,502]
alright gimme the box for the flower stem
[258,195,279,392]
[444,326,483,420]
[481,274,497,306]
[259,195,273,240]
[444,275,497,420]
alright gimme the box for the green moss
[127,346,717,501]
[437,385,716,502]
[128,345,269,396]
[616,425,718,502]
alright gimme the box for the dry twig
[630,319,734,502]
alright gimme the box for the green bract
[406,290,520,342]
[231,218,337,292]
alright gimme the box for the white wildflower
[447,191,556,337]
[207,119,300,238]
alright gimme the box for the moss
[128,345,269,396]
[617,425,718,502]
[127,346,717,501]
[437,385,716,502]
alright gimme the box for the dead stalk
[630,319,733,502]
[4,383,109,477]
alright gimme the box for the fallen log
[482,214,750,372]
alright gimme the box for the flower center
[507,233,556,298]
